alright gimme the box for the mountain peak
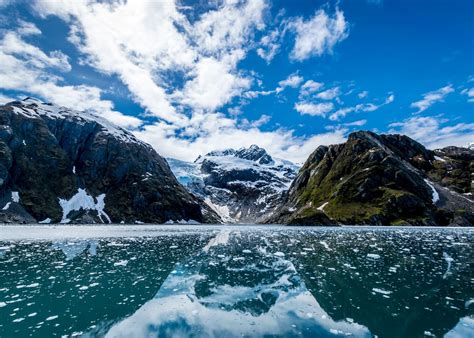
[235,144,273,165]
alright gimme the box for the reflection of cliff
[289,230,474,338]
[107,230,371,338]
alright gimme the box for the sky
[0,0,472,163]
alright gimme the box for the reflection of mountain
[106,230,371,338]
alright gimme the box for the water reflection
[107,230,370,337]
[0,226,472,338]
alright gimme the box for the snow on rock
[317,202,329,212]
[11,191,20,203]
[1,191,21,210]
[204,197,234,223]
[38,218,51,224]
[59,188,111,224]
[12,98,145,146]
[424,179,440,204]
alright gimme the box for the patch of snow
[434,156,446,162]
[58,189,111,224]
[2,202,11,210]
[317,202,329,212]
[367,253,381,259]
[72,166,76,174]
[424,179,440,204]
[204,197,234,223]
[38,218,51,224]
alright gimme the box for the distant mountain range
[168,145,299,223]
[0,98,472,226]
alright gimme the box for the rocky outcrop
[0,98,220,224]
[265,131,473,226]
[169,145,299,223]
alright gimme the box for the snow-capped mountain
[0,98,220,224]
[168,145,299,223]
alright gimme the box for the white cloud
[0,26,141,129]
[410,85,454,113]
[34,0,267,123]
[329,93,394,120]
[136,115,347,163]
[299,80,324,97]
[316,86,340,100]
[256,28,281,63]
[388,116,474,149]
[180,56,251,111]
[294,102,334,117]
[357,90,368,99]
[344,119,367,127]
[460,87,474,103]
[275,74,304,94]
[289,8,349,61]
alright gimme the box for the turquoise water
[0,225,473,337]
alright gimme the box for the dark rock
[265,130,474,226]
[0,98,220,224]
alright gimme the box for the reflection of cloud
[106,231,370,338]
[51,240,98,260]
[444,316,474,338]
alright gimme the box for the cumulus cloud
[410,85,454,113]
[329,93,394,120]
[460,87,474,103]
[275,74,304,93]
[299,80,324,97]
[316,86,340,100]
[289,8,349,61]
[0,25,141,128]
[294,102,334,117]
[5,1,353,163]
[388,116,474,149]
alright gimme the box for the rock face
[265,131,473,226]
[0,98,220,224]
[168,145,299,223]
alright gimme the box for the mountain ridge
[0,98,220,224]
[264,130,473,226]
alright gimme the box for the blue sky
[0,0,472,162]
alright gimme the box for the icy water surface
[0,225,473,338]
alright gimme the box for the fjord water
[0,226,473,338]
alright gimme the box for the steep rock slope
[265,131,473,226]
[169,145,299,222]
[0,98,220,224]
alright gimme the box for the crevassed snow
[424,179,440,204]
[58,188,111,224]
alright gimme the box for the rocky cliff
[265,131,473,226]
[168,145,299,223]
[0,98,220,224]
